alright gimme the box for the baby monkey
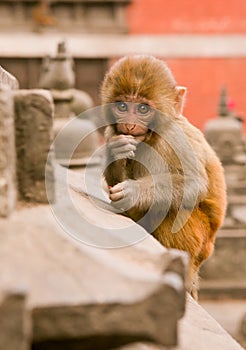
[101,55,226,298]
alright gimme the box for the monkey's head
[101,55,186,139]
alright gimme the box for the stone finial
[57,41,66,55]
[205,87,246,165]
[38,41,75,90]
[218,86,229,117]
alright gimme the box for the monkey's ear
[175,86,187,116]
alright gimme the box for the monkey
[101,55,227,299]
[32,0,56,32]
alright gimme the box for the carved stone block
[0,87,16,217]
[0,66,19,90]
[0,290,30,350]
[200,229,246,298]
[14,90,54,203]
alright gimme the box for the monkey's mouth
[120,132,149,142]
[122,131,145,136]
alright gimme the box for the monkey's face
[110,102,154,139]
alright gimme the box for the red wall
[165,58,246,130]
[125,0,246,132]
[127,0,246,34]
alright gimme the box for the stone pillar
[0,67,17,217]
[0,66,19,90]
[0,290,30,350]
[14,90,55,203]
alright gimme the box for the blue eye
[137,104,150,115]
[116,102,128,112]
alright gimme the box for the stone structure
[0,66,19,90]
[14,89,55,203]
[204,87,246,229]
[201,89,246,349]
[39,41,100,167]
[0,0,131,33]
[0,290,30,350]
[0,175,243,350]
[0,187,188,349]
[0,67,17,217]
[39,41,94,119]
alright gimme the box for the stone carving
[39,41,99,167]
[0,182,243,349]
[0,290,30,350]
[204,87,246,228]
[0,66,19,90]
[39,41,75,91]
[205,87,246,166]
[39,41,94,118]
[201,88,246,302]
[0,67,17,217]
[0,196,187,349]
[14,90,54,203]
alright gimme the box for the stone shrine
[204,87,246,228]
[38,41,101,167]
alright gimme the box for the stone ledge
[113,296,245,350]
[0,189,186,348]
[0,170,243,349]
[200,280,246,300]
[1,34,246,58]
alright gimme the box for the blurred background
[1,0,246,348]
[0,0,246,130]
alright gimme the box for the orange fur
[102,55,227,298]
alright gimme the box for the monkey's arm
[104,131,139,186]
[109,170,207,213]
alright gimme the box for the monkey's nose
[126,124,136,131]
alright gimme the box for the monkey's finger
[109,142,137,153]
[109,182,124,194]
[111,142,136,152]
[110,191,124,201]
[111,134,137,141]
[114,150,135,160]
[109,136,139,147]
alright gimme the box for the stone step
[200,280,246,299]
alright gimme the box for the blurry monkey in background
[101,55,226,298]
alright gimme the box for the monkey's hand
[107,135,139,160]
[109,180,140,211]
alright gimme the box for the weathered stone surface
[200,229,246,298]
[179,296,244,350]
[0,186,186,349]
[0,289,30,350]
[115,296,244,350]
[201,229,246,280]
[0,65,19,90]
[0,87,17,217]
[113,343,166,350]
[14,89,54,203]
[201,299,246,349]
[0,164,244,349]
[240,313,246,335]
